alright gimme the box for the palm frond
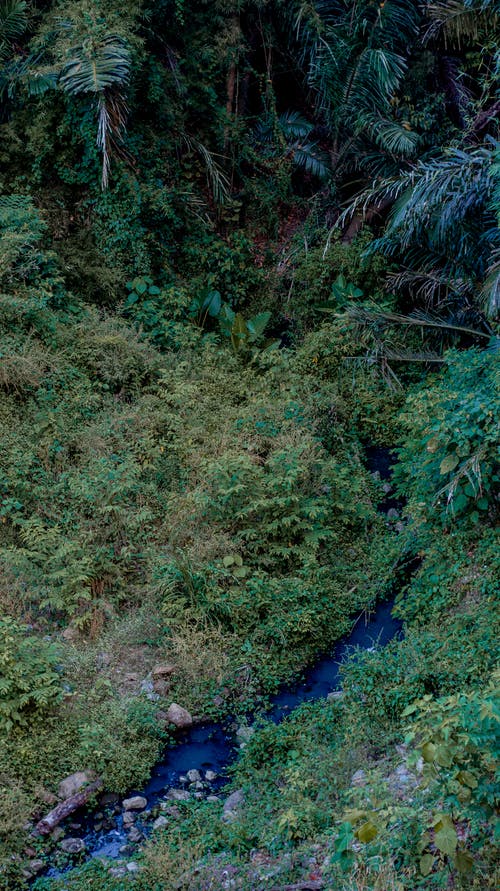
[182,135,230,206]
[340,303,491,340]
[0,0,27,62]
[425,0,498,47]
[361,113,421,158]
[59,35,131,95]
[290,140,331,179]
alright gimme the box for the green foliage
[0,2,497,888]
[395,348,499,524]
[0,618,63,732]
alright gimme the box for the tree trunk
[35,779,104,836]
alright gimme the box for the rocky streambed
[28,447,411,884]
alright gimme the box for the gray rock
[122,795,147,811]
[165,703,193,729]
[122,811,135,825]
[59,838,86,855]
[382,482,393,495]
[206,795,220,803]
[152,664,175,694]
[160,805,181,818]
[153,815,168,830]
[27,860,44,876]
[152,663,176,678]
[109,866,128,878]
[119,844,134,855]
[100,792,120,807]
[187,769,202,783]
[58,771,96,800]
[236,725,254,747]
[327,690,343,702]
[127,827,143,843]
[140,677,159,701]
[127,861,140,872]
[386,764,419,799]
[351,769,367,788]
[166,789,191,802]
[205,770,218,782]
[222,789,244,823]
[386,508,399,520]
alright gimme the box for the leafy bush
[396,349,499,525]
[0,618,63,732]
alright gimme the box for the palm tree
[58,33,131,190]
[286,0,424,178]
[338,143,500,319]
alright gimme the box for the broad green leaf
[456,850,473,873]
[335,822,354,854]
[440,454,459,474]
[419,854,434,876]
[457,770,478,789]
[355,821,378,843]
[435,824,457,858]
[453,492,468,512]
[421,742,436,762]
[247,311,271,338]
[203,290,222,317]
[231,313,248,350]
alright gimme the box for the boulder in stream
[122,795,147,811]
[58,771,96,800]
[165,702,193,728]
[59,837,86,855]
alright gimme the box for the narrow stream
[40,446,410,879]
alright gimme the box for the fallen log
[35,778,104,836]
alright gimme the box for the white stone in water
[205,770,218,782]
[122,811,135,825]
[122,795,147,811]
[327,690,343,702]
[59,838,86,855]
[166,789,191,801]
[187,769,202,783]
[153,815,168,830]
